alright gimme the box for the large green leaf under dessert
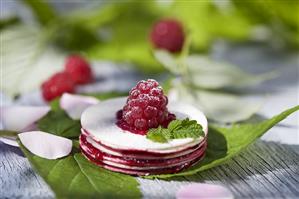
[147,105,299,178]
[18,141,141,199]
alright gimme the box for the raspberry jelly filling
[81,149,205,176]
[80,134,207,168]
[81,128,206,159]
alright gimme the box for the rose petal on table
[18,131,72,159]
[0,137,18,147]
[176,183,233,199]
[0,106,50,131]
[60,93,99,120]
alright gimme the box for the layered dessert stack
[80,80,208,176]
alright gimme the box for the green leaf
[0,16,20,30]
[168,1,252,51]
[172,83,263,123]
[168,1,212,51]
[154,50,181,74]
[86,2,164,73]
[22,0,57,25]
[21,91,142,198]
[185,56,277,89]
[155,50,276,89]
[88,42,163,73]
[18,140,141,199]
[146,126,168,143]
[192,90,262,123]
[0,25,65,97]
[232,0,299,49]
[146,119,204,143]
[167,120,182,132]
[37,110,81,139]
[146,105,299,178]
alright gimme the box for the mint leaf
[18,140,141,199]
[146,105,299,178]
[167,120,182,132]
[146,126,168,143]
[146,119,204,143]
[170,119,203,139]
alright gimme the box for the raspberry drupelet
[116,79,176,135]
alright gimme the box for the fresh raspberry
[41,72,75,101]
[117,79,176,135]
[150,19,185,53]
[65,55,93,85]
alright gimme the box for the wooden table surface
[1,45,298,199]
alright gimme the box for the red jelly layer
[81,148,205,176]
[81,128,206,158]
[80,134,207,168]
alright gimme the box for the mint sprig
[146,118,204,143]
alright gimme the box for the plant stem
[0,130,18,138]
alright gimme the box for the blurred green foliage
[23,0,57,25]
[17,0,299,73]
[0,16,20,30]
[233,0,299,48]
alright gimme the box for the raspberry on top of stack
[116,79,176,135]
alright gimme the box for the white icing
[81,97,208,152]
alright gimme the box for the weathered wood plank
[0,143,54,199]
[138,141,299,199]
[1,141,298,198]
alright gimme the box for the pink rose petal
[0,137,18,147]
[176,183,233,199]
[60,93,99,120]
[18,131,72,159]
[0,106,50,132]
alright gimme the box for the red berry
[150,19,185,53]
[119,79,176,133]
[65,55,93,85]
[41,72,75,101]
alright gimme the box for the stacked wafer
[80,98,208,176]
